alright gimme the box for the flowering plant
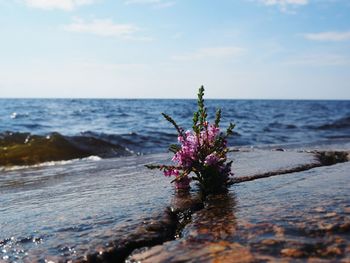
[146,86,235,194]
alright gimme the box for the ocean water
[1,99,350,262]
[0,99,350,162]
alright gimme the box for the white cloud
[304,31,350,41]
[285,53,350,66]
[172,46,245,61]
[63,18,152,40]
[259,0,308,12]
[125,0,160,3]
[125,0,175,9]
[261,0,308,6]
[23,0,96,11]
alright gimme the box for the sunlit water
[0,154,173,261]
[127,161,350,262]
[1,99,350,261]
[1,99,349,155]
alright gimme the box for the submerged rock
[1,146,349,262]
[0,132,131,166]
[129,161,350,262]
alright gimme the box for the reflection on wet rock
[130,162,350,262]
[1,148,349,262]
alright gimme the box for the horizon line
[0,97,349,101]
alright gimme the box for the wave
[0,156,101,172]
[0,132,132,167]
[10,112,29,119]
[263,122,297,132]
[80,130,177,154]
[316,116,350,130]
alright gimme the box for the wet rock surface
[129,161,350,263]
[1,146,349,262]
[78,192,204,263]
[229,149,319,179]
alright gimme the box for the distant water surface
[0,99,349,158]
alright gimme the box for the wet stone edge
[80,194,204,263]
[228,150,349,185]
[79,150,349,263]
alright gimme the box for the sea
[1,99,350,161]
[1,99,350,262]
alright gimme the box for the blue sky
[0,0,349,99]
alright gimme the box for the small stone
[314,207,326,213]
[211,242,254,263]
[323,246,342,256]
[198,228,210,235]
[130,245,165,262]
[317,222,334,231]
[325,212,337,218]
[335,237,346,244]
[307,258,330,263]
[261,239,278,245]
[207,242,227,253]
[281,248,304,258]
[273,225,285,237]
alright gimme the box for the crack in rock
[229,150,349,184]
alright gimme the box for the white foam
[10,112,17,119]
[0,155,102,172]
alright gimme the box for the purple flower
[146,87,235,192]
[172,130,199,168]
[163,169,179,177]
[199,124,220,146]
[204,153,219,166]
[208,124,220,142]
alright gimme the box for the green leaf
[162,113,183,136]
[145,164,163,170]
[169,144,181,153]
[215,108,221,127]
[192,111,199,132]
[226,122,236,136]
[145,164,179,171]
[197,86,208,129]
[197,86,205,111]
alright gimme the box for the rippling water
[0,154,174,261]
[0,99,349,159]
[1,99,349,262]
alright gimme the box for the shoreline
[1,141,349,262]
[127,148,350,263]
[1,137,350,169]
[80,148,350,263]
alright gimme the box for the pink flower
[147,87,235,193]
[172,130,199,168]
[163,169,180,177]
[199,124,220,146]
[204,153,219,166]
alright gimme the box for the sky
[0,0,349,99]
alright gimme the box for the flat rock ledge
[73,149,350,263]
[127,150,350,263]
[76,192,204,263]
[14,148,349,263]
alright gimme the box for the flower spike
[146,86,235,194]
